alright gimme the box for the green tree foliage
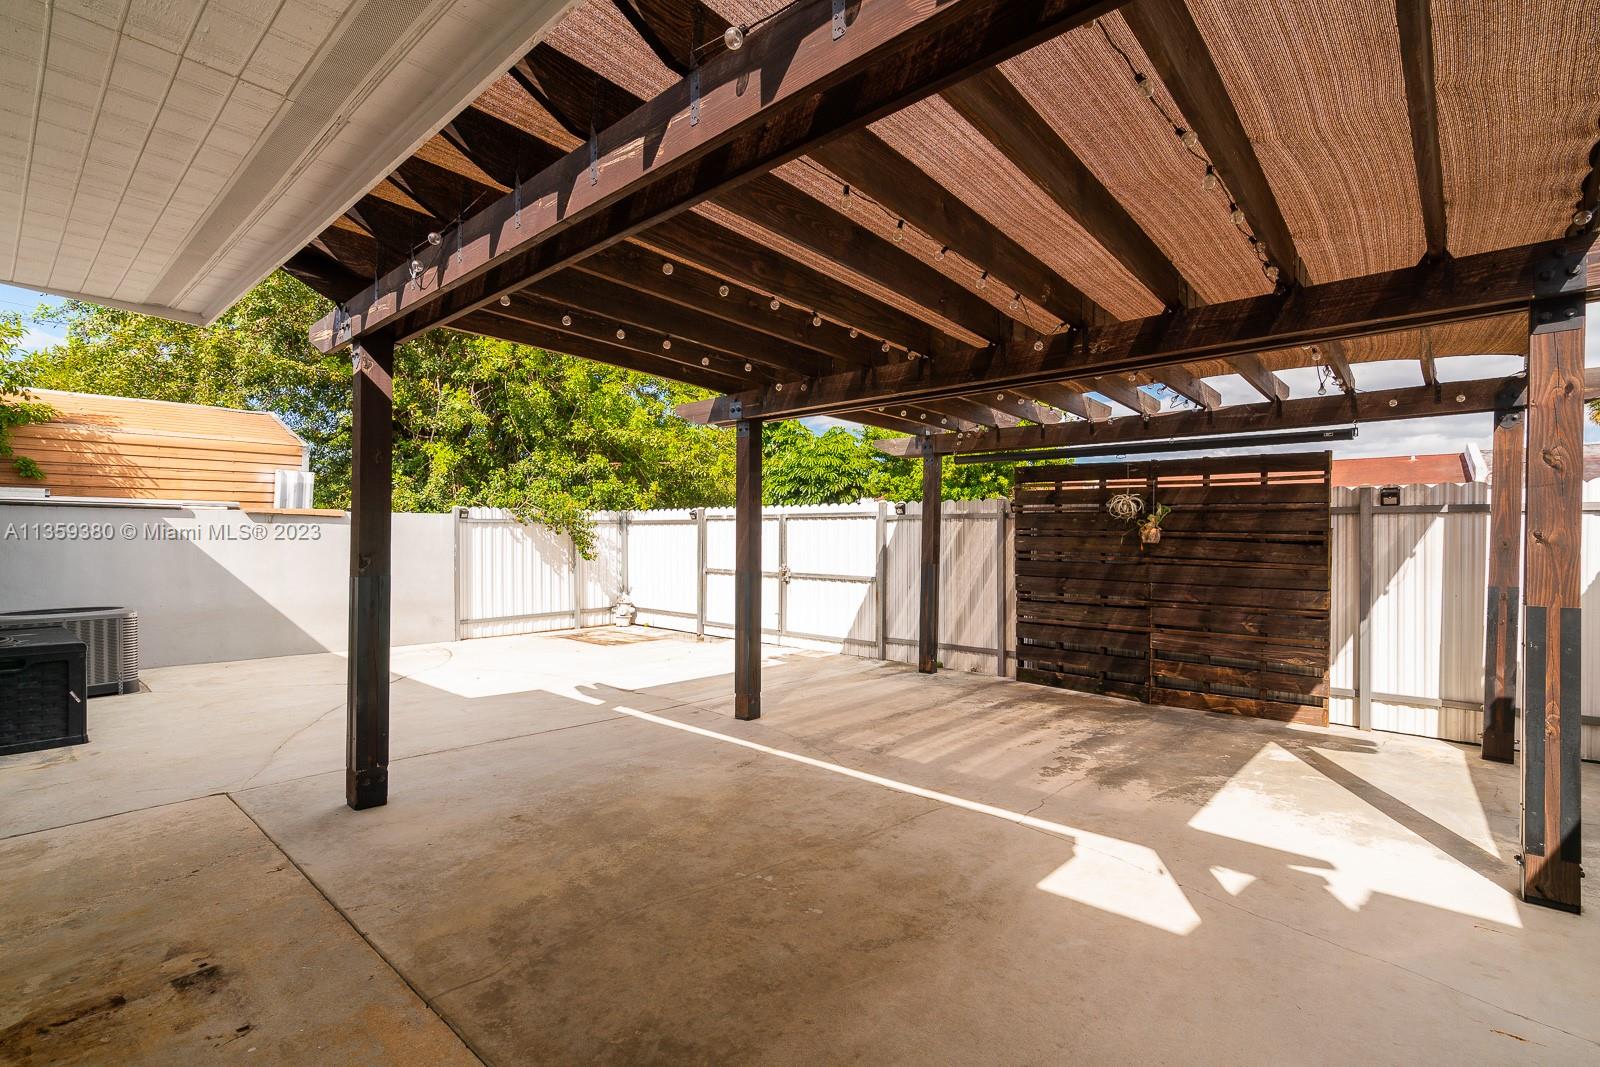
[23,270,1015,539]
[24,272,731,553]
[0,313,53,479]
[762,419,1014,505]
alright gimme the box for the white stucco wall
[0,504,455,668]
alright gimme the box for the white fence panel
[457,507,575,638]
[452,487,1596,758]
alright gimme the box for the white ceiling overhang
[0,0,575,324]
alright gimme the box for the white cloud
[18,326,62,352]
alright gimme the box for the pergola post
[734,419,762,721]
[1482,396,1524,763]
[1520,295,1585,912]
[918,452,942,673]
[347,332,395,810]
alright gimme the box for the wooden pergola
[295,0,1597,913]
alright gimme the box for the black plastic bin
[0,626,88,756]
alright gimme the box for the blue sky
[0,283,65,351]
[7,280,1596,457]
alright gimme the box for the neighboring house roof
[1,390,307,508]
[0,0,570,324]
[1331,453,1472,488]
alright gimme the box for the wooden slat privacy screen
[1013,453,1332,724]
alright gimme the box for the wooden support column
[734,419,762,721]
[1482,396,1524,763]
[1521,295,1585,912]
[347,332,394,810]
[919,452,942,674]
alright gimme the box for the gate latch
[778,565,793,585]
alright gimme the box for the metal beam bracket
[689,68,701,127]
[832,0,848,40]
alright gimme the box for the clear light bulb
[723,24,745,50]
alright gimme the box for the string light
[664,339,674,350]
[1032,339,1044,352]
[811,312,823,326]
[426,231,442,246]
[848,328,859,339]
[936,246,948,261]
[1099,20,1278,286]
[499,295,510,306]
[743,362,752,372]
[893,219,905,243]
[723,24,745,50]
[1576,208,1595,227]
[661,261,674,275]
[769,298,781,311]
[718,284,730,297]
[881,341,891,353]
[976,271,988,289]
[615,328,626,340]
[561,313,572,326]
[1009,293,1021,310]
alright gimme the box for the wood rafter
[459,309,750,391]
[1073,374,1159,415]
[311,0,1120,352]
[574,244,880,366]
[1135,367,1219,411]
[1015,383,1113,422]
[530,269,837,376]
[942,68,1194,309]
[873,375,1519,457]
[1395,0,1448,260]
[1318,340,1357,394]
[1229,353,1290,402]
[679,237,1599,425]
[1123,0,1304,285]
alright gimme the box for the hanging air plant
[1137,503,1172,545]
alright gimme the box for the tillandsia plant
[1137,502,1172,545]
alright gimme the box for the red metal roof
[1331,453,1471,488]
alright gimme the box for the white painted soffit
[1,0,576,325]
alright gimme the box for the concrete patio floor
[2,628,1596,1065]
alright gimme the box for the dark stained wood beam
[1318,340,1357,393]
[870,374,1516,457]
[531,269,837,376]
[626,0,1104,329]
[458,309,748,392]
[494,292,765,384]
[842,406,968,434]
[284,247,368,303]
[577,243,880,366]
[643,213,947,355]
[924,397,1019,429]
[347,332,395,810]
[441,106,565,188]
[1395,0,1449,260]
[1482,394,1522,764]
[1229,353,1290,402]
[1124,0,1304,285]
[735,418,763,720]
[942,68,1194,309]
[990,392,1068,425]
[679,237,1599,425]
[1074,374,1159,415]
[1520,294,1584,912]
[312,0,1121,351]
[1418,334,1440,388]
[514,41,1001,345]
[1136,367,1219,411]
[1015,383,1113,422]
[919,452,942,673]
[724,174,1002,342]
[807,131,1109,326]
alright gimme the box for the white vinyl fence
[455,484,1600,758]
[456,500,1013,675]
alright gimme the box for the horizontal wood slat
[1014,453,1332,723]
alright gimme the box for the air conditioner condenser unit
[0,607,140,696]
